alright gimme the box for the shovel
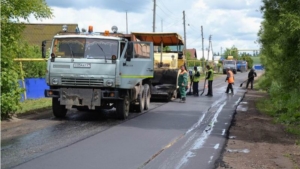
[200,79,207,96]
[240,76,254,87]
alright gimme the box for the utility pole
[221,47,223,56]
[126,10,128,34]
[161,19,163,32]
[201,26,204,60]
[153,0,156,32]
[211,36,214,62]
[207,35,211,61]
[183,11,186,54]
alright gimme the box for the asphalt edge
[213,91,248,169]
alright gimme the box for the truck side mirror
[42,40,46,58]
[126,42,133,62]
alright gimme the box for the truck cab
[222,57,237,74]
[43,26,154,119]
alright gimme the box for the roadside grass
[252,56,261,65]
[17,98,52,114]
[255,75,300,136]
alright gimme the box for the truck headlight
[52,78,58,85]
[106,80,113,87]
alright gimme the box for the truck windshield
[52,38,119,59]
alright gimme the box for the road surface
[1,71,262,169]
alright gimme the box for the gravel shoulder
[216,89,300,169]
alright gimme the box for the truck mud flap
[60,88,101,110]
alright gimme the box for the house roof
[186,48,197,58]
[22,23,78,49]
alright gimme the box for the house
[186,48,197,59]
[21,23,78,49]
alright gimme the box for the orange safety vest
[228,70,234,83]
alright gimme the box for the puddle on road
[236,102,248,112]
[226,148,250,153]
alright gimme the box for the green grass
[252,56,261,65]
[255,76,300,136]
[17,98,52,114]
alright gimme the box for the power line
[156,4,179,21]
[159,0,174,15]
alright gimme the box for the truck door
[120,41,154,88]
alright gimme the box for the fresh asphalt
[4,72,259,169]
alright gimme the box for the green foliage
[223,46,239,59]
[163,46,171,52]
[185,51,192,60]
[1,0,52,119]
[257,0,300,131]
[17,43,47,78]
[251,56,261,64]
[239,55,254,69]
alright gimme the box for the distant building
[21,23,78,49]
[186,48,197,59]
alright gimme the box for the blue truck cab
[236,60,248,72]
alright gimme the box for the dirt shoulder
[216,90,300,168]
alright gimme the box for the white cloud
[28,0,263,54]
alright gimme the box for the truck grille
[61,78,104,86]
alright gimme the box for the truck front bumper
[45,88,120,109]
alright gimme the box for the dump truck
[222,56,237,74]
[43,26,185,119]
[43,26,155,119]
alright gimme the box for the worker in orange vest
[225,67,234,94]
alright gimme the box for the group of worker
[177,65,257,103]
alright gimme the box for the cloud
[29,0,263,55]
[45,0,152,13]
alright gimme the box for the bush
[1,0,52,119]
[18,43,47,78]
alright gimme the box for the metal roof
[131,32,184,46]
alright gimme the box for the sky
[27,0,264,59]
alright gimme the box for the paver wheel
[143,84,150,110]
[116,96,130,120]
[52,98,67,118]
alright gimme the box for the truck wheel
[52,98,67,118]
[116,96,130,120]
[143,84,150,110]
[136,90,145,113]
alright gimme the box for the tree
[257,0,300,127]
[163,46,171,52]
[223,46,239,59]
[1,0,52,118]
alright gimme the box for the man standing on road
[192,66,200,96]
[246,68,257,90]
[225,67,234,94]
[205,65,214,97]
